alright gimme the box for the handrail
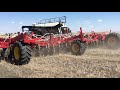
[37,16,66,24]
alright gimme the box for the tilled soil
[0,48,120,78]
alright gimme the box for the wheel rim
[107,37,117,47]
[14,47,20,60]
[72,44,80,53]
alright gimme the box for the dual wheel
[2,41,32,65]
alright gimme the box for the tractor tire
[104,33,120,49]
[12,41,32,65]
[71,40,86,55]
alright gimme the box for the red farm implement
[0,16,86,65]
[0,16,120,65]
[82,30,120,49]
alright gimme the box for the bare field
[0,48,120,78]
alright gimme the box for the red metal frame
[0,42,9,48]
[0,27,110,50]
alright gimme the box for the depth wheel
[71,40,86,55]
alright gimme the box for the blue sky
[0,12,120,33]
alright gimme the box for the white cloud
[97,20,103,22]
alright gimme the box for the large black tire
[71,40,86,55]
[104,33,120,49]
[12,41,32,65]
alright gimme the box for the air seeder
[0,16,119,65]
[0,16,87,65]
